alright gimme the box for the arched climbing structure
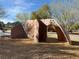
[11,19,70,44]
[38,19,70,43]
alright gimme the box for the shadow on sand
[46,37,79,46]
[69,32,79,35]
[71,41,79,46]
[46,37,59,43]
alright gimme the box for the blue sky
[0,0,51,23]
[0,0,78,23]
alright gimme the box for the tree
[0,7,6,18]
[5,22,13,30]
[31,4,52,19]
[0,6,6,32]
[16,12,30,23]
[12,21,21,26]
[31,12,38,19]
[50,0,77,31]
[0,21,5,32]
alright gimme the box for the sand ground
[0,32,79,59]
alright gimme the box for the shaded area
[46,37,59,43]
[11,23,27,39]
[38,20,47,42]
[71,41,79,46]
[69,32,79,35]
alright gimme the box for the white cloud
[14,0,36,8]
[0,18,15,24]
[0,0,39,23]
[7,7,22,14]
[6,0,37,16]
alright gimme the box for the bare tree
[16,12,31,23]
[50,0,79,31]
[0,7,6,18]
